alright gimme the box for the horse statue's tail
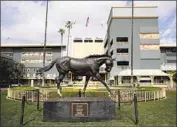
[36,58,58,75]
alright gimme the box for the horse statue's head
[105,57,115,72]
[85,53,115,73]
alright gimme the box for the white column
[118,76,122,85]
[82,76,86,82]
[170,76,173,88]
[31,79,34,87]
[151,76,154,86]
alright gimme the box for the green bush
[47,89,109,98]
[136,86,161,91]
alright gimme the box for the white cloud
[160,15,176,43]
[134,1,176,19]
[1,1,128,45]
[1,1,176,46]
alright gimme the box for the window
[84,39,93,43]
[117,61,129,66]
[46,52,52,56]
[172,48,176,52]
[167,60,176,63]
[74,39,83,42]
[3,53,13,57]
[166,53,176,56]
[117,48,128,53]
[110,50,113,56]
[139,33,159,39]
[139,80,151,83]
[141,76,150,78]
[27,68,30,72]
[166,48,176,53]
[95,40,103,43]
[116,37,128,42]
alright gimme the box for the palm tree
[65,21,75,56]
[58,28,65,56]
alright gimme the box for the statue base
[43,97,116,122]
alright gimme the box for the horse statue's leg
[94,73,113,97]
[83,76,90,97]
[55,73,65,97]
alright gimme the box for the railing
[7,88,166,103]
[112,88,166,103]
[7,89,48,102]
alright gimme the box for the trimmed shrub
[47,89,109,98]
[11,86,36,91]
[136,86,161,91]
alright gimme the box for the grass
[1,91,176,127]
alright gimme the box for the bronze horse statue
[36,53,115,97]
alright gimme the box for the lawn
[1,90,176,127]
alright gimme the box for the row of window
[109,45,161,56]
[105,33,160,48]
[167,60,176,63]
[22,52,52,56]
[74,40,103,43]
[2,53,13,57]
[21,59,52,64]
[25,73,56,78]
[25,68,39,72]
[165,48,176,53]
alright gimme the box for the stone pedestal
[43,97,116,122]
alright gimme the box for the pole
[118,90,121,110]
[134,93,139,124]
[78,89,82,97]
[67,27,70,56]
[42,0,49,86]
[131,0,134,87]
[20,93,26,125]
[37,89,40,111]
[107,17,110,82]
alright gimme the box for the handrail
[7,88,166,103]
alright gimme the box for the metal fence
[7,88,166,103]
[112,89,166,103]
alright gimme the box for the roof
[117,69,169,76]
[161,64,176,71]
[112,6,158,8]
[1,43,66,48]
[160,43,176,47]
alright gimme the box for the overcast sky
[1,1,176,46]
